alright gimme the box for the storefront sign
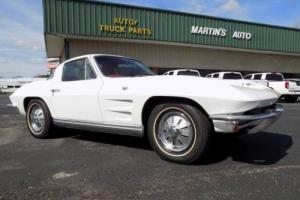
[191,26,252,40]
[232,31,252,40]
[191,26,227,37]
[98,17,152,36]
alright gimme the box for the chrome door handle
[122,86,128,90]
[51,89,61,95]
[51,89,61,93]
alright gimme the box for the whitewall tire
[147,103,212,164]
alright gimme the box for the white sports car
[10,54,283,164]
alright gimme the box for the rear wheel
[26,99,54,138]
[147,103,212,164]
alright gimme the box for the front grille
[244,104,276,115]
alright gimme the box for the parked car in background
[163,69,201,77]
[1,85,21,93]
[284,78,300,102]
[285,78,300,85]
[10,54,283,164]
[243,73,268,86]
[206,71,243,79]
[244,72,300,102]
[0,78,47,93]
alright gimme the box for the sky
[0,0,300,77]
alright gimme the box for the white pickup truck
[244,73,300,102]
[163,69,201,77]
[206,71,243,79]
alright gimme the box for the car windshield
[177,71,199,76]
[94,56,154,77]
[266,74,283,81]
[223,73,242,79]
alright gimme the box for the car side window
[169,71,174,75]
[212,74,218,78]
[253,74,262,80]
[62,58,96,81]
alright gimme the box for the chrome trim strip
[105,99,133,103]
[211,104,284,134]
[53,119,143,137]
[210,104,284,121]
[107,110,132,115]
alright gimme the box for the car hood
[122,75,279,98]
[104,75,280,115]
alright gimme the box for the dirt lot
[0,94,299,199]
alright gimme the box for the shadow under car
[50,128,293,165]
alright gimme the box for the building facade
[43,0,300,74]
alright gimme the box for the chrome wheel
[157,111,194,153]
[28,104,45,134]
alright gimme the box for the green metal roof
[43,0,300,54]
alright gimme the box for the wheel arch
[23,97,53,116]
[141,96,210,132]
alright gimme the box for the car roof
[176,69,198,72]
[223,71,242,74]
[62,54,137,64]
[206,71,241,76]
[285,78,300,81]
[247,72,283,75]
[166,69,199,73]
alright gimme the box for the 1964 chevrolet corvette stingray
[10,54,283,163]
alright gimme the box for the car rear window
[265,74,283,81]
[223,73,242,80]
[177,71,199,76]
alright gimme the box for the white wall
[67,39,300,73]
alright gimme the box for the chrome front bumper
[210,104,284,134]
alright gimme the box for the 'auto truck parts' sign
[191,26,252,40]
[98,17,152,35]
[45,0,300,54]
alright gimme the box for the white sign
[191,26,226,37]
[232,31,252,40]
[191,26,252,40]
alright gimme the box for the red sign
[47,58,60,69]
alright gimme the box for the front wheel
[147,103,212,164]
[26,99,54,138]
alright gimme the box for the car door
[51,57,103,123]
